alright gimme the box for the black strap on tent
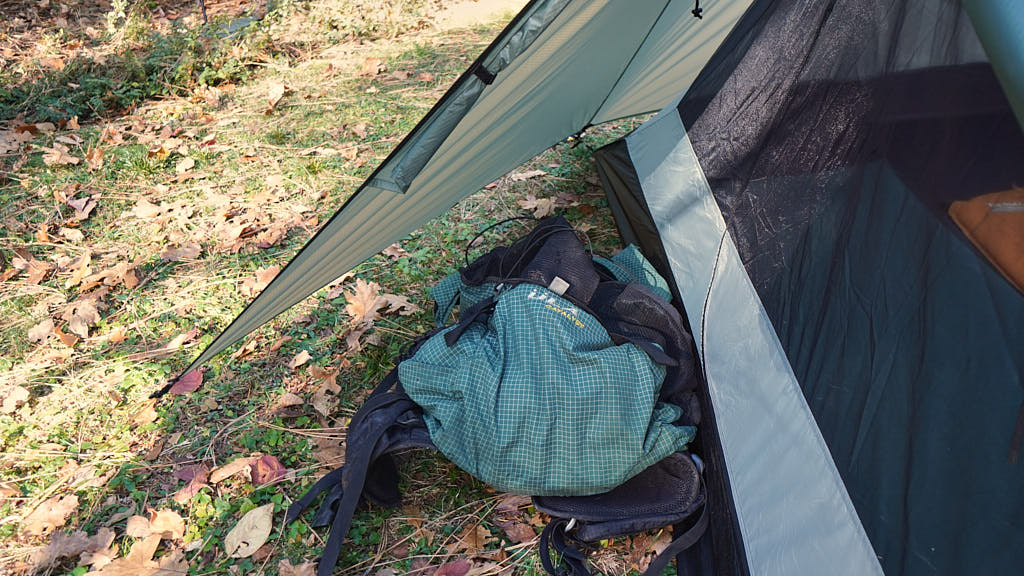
[538,504,709,576]
[472,62,497,85]
[691,0,703,19]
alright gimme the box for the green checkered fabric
[431,272,495,327]
[434,243,673,327]
[401,271,695,496]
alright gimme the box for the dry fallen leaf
[382,243,410,259]
[271,392,304,413]
[242,264,280,297]
[312,436,344,466]
[132,399,159,426]
[344,325,370,353]
[132,198,164,219]
[91,534,188,575]
[12,249,54,284]
[445,524,497,555]
[59,227,85,242]
[0,385,30,413]
[288,350,311,370]
[495,494,531,514]
[518,194,556,218]
[54,325,80,348]
[168,369,203,395]
[434,558,472,576]
[279,558,317,576]
[56,134,84,146]
[85,147,105,171]
[31,528,114,571]
[24,495,78,535]
[311,371,341,418]
[360,57,386,77]
[224,503,274,558]
[103,325,129,344]
[0,128,33,154]
[510,169,546,182]
[175,156,195,174]
[67,195,97,220]
[210,456,254,484]
[173,464,210,484]
[172,464,210,504]
[27,319,54,344]
[344,278,387,326]
[159,242,202,261]
[125,515,152,538]
[62,298,100,339]
[382,293,421,316]
[42,143,80,167]
[148,509,185,540]
[497,520,536,543]
[266,83,291,114]
[250,455,287,485]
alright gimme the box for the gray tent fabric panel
[183,0,706,372]
[625,108,882,576]
[964,0,1024,128]
[370,0,572,193]
[592,0,752,124]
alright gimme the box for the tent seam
[586,0,674,127]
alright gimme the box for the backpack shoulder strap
[431,271,465,327]
[285,370,434,576]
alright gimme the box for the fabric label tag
[548,276,570,296]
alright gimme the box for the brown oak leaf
[62,298,101,339]
[210,456,255,484]
[31,528,114,570]
[24,495,78,535]
[42,143,80,166]
[344,278,387,326]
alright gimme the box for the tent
[169,0,1024,574]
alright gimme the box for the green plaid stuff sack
[399,217,698,496]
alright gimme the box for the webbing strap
[609,333,679,367]
[538,504,708,576]
[431,272,464,327]
[315,421,390,576]
[540,519,591,576]
[443,295,497,347]
[285,466,344,525]
[641,505,708,576]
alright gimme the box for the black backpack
[286,218,708,576]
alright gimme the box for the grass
[0,1,658,575]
